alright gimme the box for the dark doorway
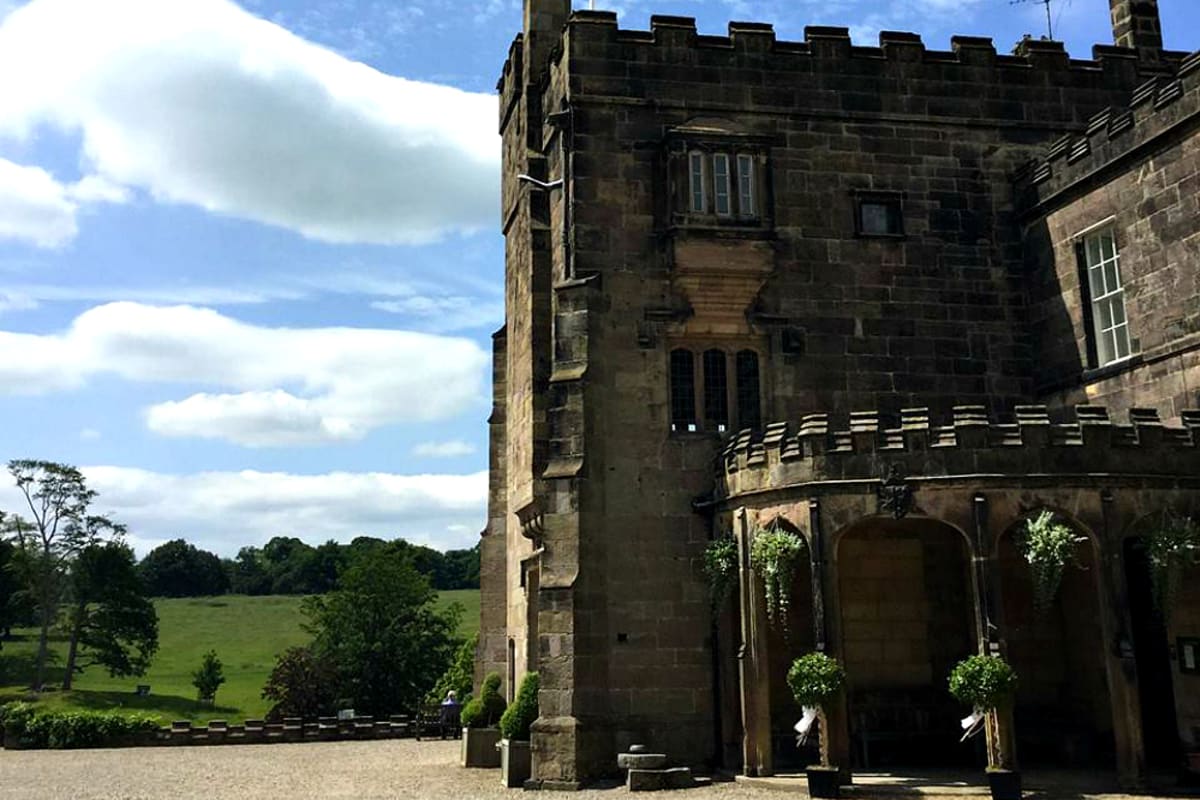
[1124,537,1181,769]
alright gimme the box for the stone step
[628,766,694,792]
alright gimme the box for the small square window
[855,194,904,237]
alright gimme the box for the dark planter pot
[462,727,502,768]
[987,769,1022,800]
[806,766,840,798]
[500,738,531,788]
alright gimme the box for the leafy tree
[61,537,159,690]
[7,460,96,690]
[261,645,337,719]
[138,539,229,597]
[226,546,272,595]
[303,548,460,716]
[427,631,477,704]
[192,650,226,704]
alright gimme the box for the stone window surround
[664,127,773,232]
[1074,216,1135,369]
[852,189,906,239]
[669,344,763,434]
[687,149,758,219]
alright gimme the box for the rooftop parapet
[716,405,1200,501]
[1017,49,1200,213]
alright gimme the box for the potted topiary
[498,671,538,788]
[461,673,507,768]
[787,652,846,798]
[949,655,1020,800]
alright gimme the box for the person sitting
[438,690,461,737]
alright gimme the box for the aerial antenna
[1011,0,1056,40]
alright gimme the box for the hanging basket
[750,526,805,628]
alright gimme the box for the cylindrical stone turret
[1109,0,1163,61]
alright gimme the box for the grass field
[0,590,479,723]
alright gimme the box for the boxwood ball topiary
[786,652,846,709]
[948,655,1017,710]
[499,671,538,741]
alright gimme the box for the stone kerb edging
[1018,49,1200,206]
[717,405,1200,500]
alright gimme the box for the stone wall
[1021,53,1200,424]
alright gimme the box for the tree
[192,650,225,705]
[138,539,229,597]
[261,646,337,719]
[226,546,272,595]
[61,537,159,690]
[7,460,96,690]
[303,548,461,716]
[427,631,477,704]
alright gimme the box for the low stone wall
[3,716,417,750]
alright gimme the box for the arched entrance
[996,516,1115,768]
[836,517,978,768]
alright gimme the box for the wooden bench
[849,690,955,768]
[414,703,460,740]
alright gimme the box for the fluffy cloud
[0,0,499,246]
[0,302,488,445]
[0,158,79,248]
[0,466,487,556]
[412,439,477,458]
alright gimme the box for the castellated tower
[481,0,1200,788]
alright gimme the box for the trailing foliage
[192,650,226,704]
[499,671,538,741]
[948,655,1017,711]
[703,535,738,610]
[1,702,160,749]
[427,632,478,705]
[1145,513,1200,615]
[261,645,337,720]
[462,672,507,729]
[786,652,846,710]
[750,526,805,627]
[1021,510,1084,612]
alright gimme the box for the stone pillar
[735,509,772,776]
[1099,489,1148,789]
[477,326,510,692]
[1109,0,1163,61]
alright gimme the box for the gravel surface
[0,739,1170,800]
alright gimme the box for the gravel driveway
[0,739,757,800]
[0,739,1173,800]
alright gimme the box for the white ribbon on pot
[959,708,986,742]
[794,706,819,745]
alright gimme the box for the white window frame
[689,151,707,213]
[1080,225,1132,367]
[736,153,756,219]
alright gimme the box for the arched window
[670,349,697,432]
[703,349,729,432]
[736,350,761,431]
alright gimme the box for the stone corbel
[515,500,545,547]
[877,464,915,519]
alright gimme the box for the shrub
[462,672,507,729]
[786,652,845,709]
[427,632,478,705]
[1,703,161,749]
[192,649,226,704]
[262,645,337,720]
[499,671,538,741]
[948,655,1017,711]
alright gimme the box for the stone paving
[0,738,1180,799]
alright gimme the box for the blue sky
[0,0,1196,557]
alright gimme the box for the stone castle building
[478,0,1200,788]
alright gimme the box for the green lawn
[0,590,479,723]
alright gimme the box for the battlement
[1018,49,1200,210]
[717,405,1200,500]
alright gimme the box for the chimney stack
[1109,0,1163,61]
[523,0,571,83]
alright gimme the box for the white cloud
[0,466,487,556]
[0,0,499,246]
[0,301,488,446]
[0,158,78,248]
[412,439,477,457]
[0,289,38,313]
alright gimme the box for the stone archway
[996,512,1115,768]
[834,516,978,769]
